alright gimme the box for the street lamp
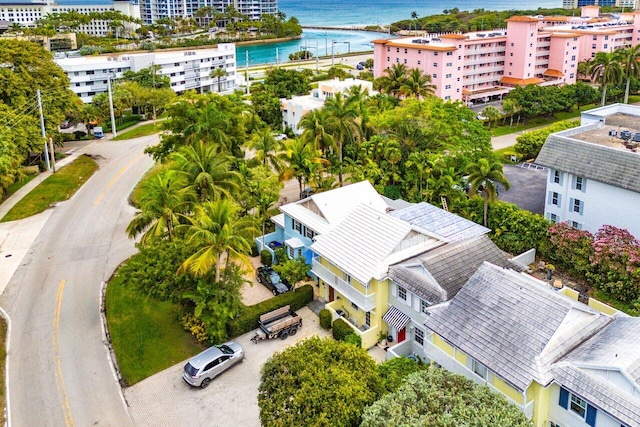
[331,41,350,67]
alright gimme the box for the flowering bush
[548,222,594,277]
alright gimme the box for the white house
[54,44,236,103]
[281,78,375,134]
[536,103,640,237]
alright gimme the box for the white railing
[312,260,376,311]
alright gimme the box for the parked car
[59,119,72,129]
[356,63,364,70]
[182,341,244,388]
[256,266,290,295]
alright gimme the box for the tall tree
[374,63,407,98]
[210,67,228,93]
[246,128,283,172]
[324,92,359,185]
[481,105,501,130]
[180,199,257,282]
[279,138,326,198]
[298,109,335,155]
[466,158,511,227]
[126,170,195,244]
[616,45,640,104]
[170,141,240,202]
[589,51,623,106]
[399,68,435,99]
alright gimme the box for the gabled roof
[311,204,443,284]
[279,180,388,235]
[389,202,489,243]
[423,263,611,391]
[389,235,524,304]
[553,364,640,427]
[537,134,640,193]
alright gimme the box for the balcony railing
[312,259,376,311]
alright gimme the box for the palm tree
[589,51,623,107]
[399,68,435,99]
[324,92,359,185]
[279,138,327,198]
[577,58,592,81]
[298,109,335,155]
[481,105,502,130]
[126,170,195,245]
[346,85,374,140]
[375,63,407,98]
[411,11,419,34]
[210,67,228,93]
[170,141,240,202]
[615,45,640,104]
[404,151,433,200]
[180,199,258,282]
[466,158,511,227]
[246,128,283,172]
[182,101,231,148]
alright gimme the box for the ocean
[278,0,562,26]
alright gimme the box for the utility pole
[245,50,249,95]
[107,70,117,137]
[49,137,56,173]
[37,89,51,171]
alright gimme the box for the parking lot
[124,307,330,427]
[499,163,548,215]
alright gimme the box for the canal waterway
[236,28,389,67]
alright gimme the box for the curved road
[1,135,155,426]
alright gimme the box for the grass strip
[106,271,202,386]
[112,122,162,141]
[1,155,98,222]
[1,174,37,204]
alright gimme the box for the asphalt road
[1,135,156,426]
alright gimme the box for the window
[446,51,453,56]
[293,219,302,233]
[551,192,560,206]
[288,245,294,258]
[445,85,451,89]
[571,221,581,229]
[445,73,451,78]
[549,213,558,223]
[575,176,584,191]
[472,359,487,380]
[404,48,407,54]
[420,299,430,315]
[345,274,351,284]
[434,52,438,56]
[446,62,452,67]
[572,198,584,215]
[553,170,561,184]
[570,394,587,419]
[592,44,597,49]
[433,62,438,67]
[397,285,407,301]
[414,328,424,345]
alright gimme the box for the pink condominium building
[373,6,640,104]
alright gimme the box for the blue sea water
[279,0,562,26]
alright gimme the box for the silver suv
[182,341,244,388]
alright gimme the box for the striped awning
[383,306,411,331]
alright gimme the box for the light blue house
[255,180,390,266]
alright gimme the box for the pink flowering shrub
[548,222,594,278]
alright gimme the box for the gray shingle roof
[423,263,611,391]
[389,235,525,304]
[554,364,640,426]
[536,134,640,193]
[389,202,489,242]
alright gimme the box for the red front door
[328,286,334,302]
[397,328,406,343]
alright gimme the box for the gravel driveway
[124,307,330,427]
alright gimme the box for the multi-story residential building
[536,103,640,237]
[419,261,638,427]
[562,0,638,10]
[281,78,375,134]
[138,0,278,25]
[0,0,140,36]
[373,6,640,104]
[54,44,236,102]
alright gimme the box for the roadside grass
[0,155,98,222]
[106,271,202,386]
[494,145,515,157]
[112,122,162,141]
[1,174,37,203]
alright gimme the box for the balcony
[325,300,380,348]
[423,339,534,419]
[312,259,376,311]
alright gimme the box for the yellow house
[310,204,444,349]
[422,262,640,427]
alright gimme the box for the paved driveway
[124,307,330,427]
[499,163,548,215]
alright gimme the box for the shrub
[514,120,579,160]
[251,243,259,257]
[377,357,428,394]
[260,249,273,267]
[344,333,362,347]
[319,309,332,329]
[226,284,313,337]
[332,318,353,341]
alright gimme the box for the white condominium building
[54,44,237,103]
[139,0,278,25]
[0,0,140,36]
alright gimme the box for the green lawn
[1,155,98,222]
[112,122,162,141]
[1,174,37,203]
[106,271,203,386]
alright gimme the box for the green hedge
[260,249,273,267]
[332,318,352,341]
[319,309,332,330]
[226,284,313,337]
[344,333,362,347]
